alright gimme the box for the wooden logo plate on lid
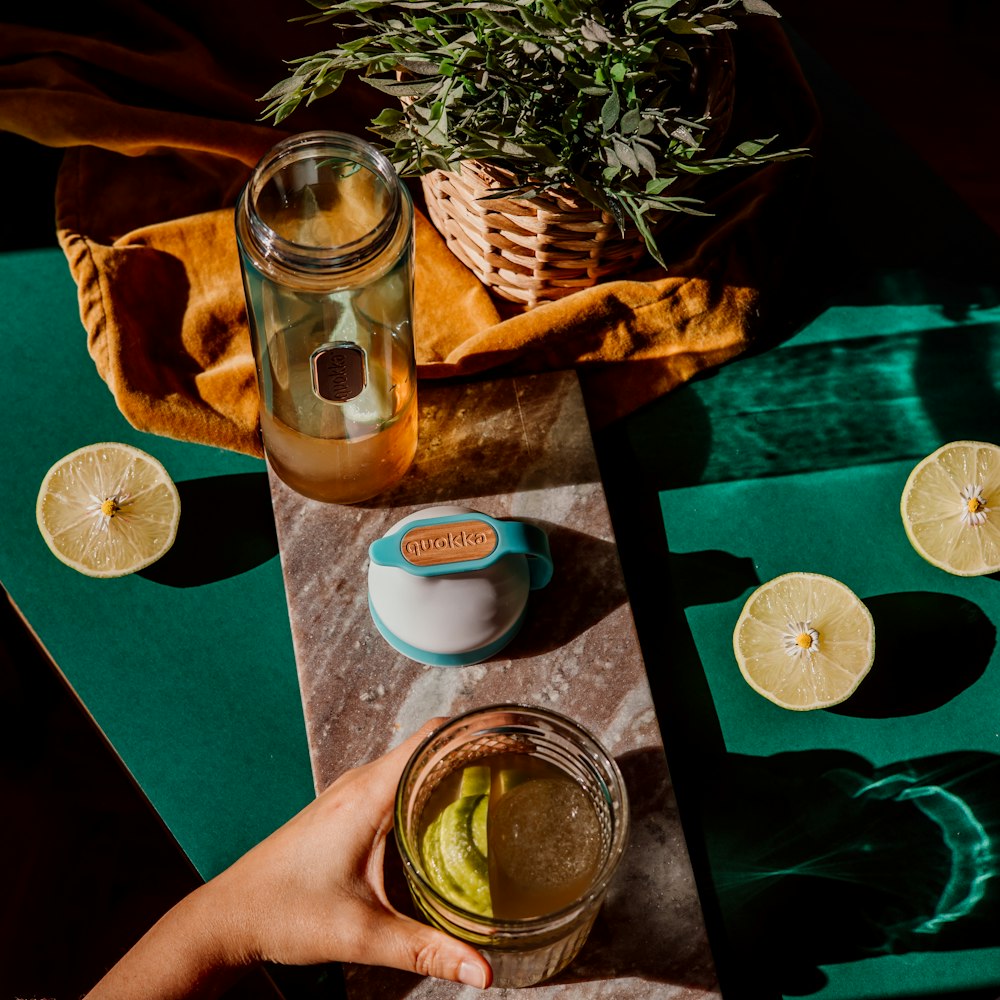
[399,519,498,567]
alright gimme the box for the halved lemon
[36,442,181,578]
[900,440,1000,576]
[733,572,875,711]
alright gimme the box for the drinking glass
[395,704,630,988]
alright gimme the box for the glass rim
[393,702,631,933]
[240,130,405,273]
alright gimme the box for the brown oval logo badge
[311,343,367,402]
[400,519,498,567]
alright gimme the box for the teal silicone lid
[366,505,552,666]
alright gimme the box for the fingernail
[458,960,488,989]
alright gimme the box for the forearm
[85,881,252,1000]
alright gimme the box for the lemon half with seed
[901,440,1000,576]
[733,572,875,711]
[36,442,181,578]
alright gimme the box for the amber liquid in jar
[259,338,416,503]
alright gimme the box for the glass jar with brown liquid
[236,131,416,503]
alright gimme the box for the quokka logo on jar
[311,342,366,403]
[400,519,498,566]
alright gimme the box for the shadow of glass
[559,746,721,991]
[598,379,714,494]
[831,591,995,718]
[140,472,278,587]
[697,748,1000,998]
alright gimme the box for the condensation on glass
[236,131,417,503]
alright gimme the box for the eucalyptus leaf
[606,193,628,233]
[398,57,442,76]
[634,142,658,176]
[484,10,522,31]
[670,125,697,147]
[370,123,411,141]
[612,136,641,174]
[622,196,667,267]
[735,137,773,156]
[522,9,561,34]
[700,14,737,28]
[580,18,613,43]
[600,89,620,132]
[620,107,642,133]
[665,17,702,33]
[371,107,404,126]
[363,76,441,96]
[645,175,675,194]
[631,0,683,14]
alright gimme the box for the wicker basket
[420,36,736,309]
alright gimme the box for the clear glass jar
[236,131,416,503]
[395,705,630,988]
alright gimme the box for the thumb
[366,911,492,989]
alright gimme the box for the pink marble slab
[268,369,720,999]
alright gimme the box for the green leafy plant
[263,0,808,266]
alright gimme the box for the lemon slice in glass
[900,440,1000,577]
[733,572,875,711]
[36,442,181,578]
[420,765,492,916]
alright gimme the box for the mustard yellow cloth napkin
[1,2,819,456]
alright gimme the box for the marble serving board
[267,369,720,1000]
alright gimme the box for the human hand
[87,719,492,997]
[207,717,492,985]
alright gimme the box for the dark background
[1,1,997,996]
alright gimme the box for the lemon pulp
[35,442,181,578]
[733,572,875,711]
